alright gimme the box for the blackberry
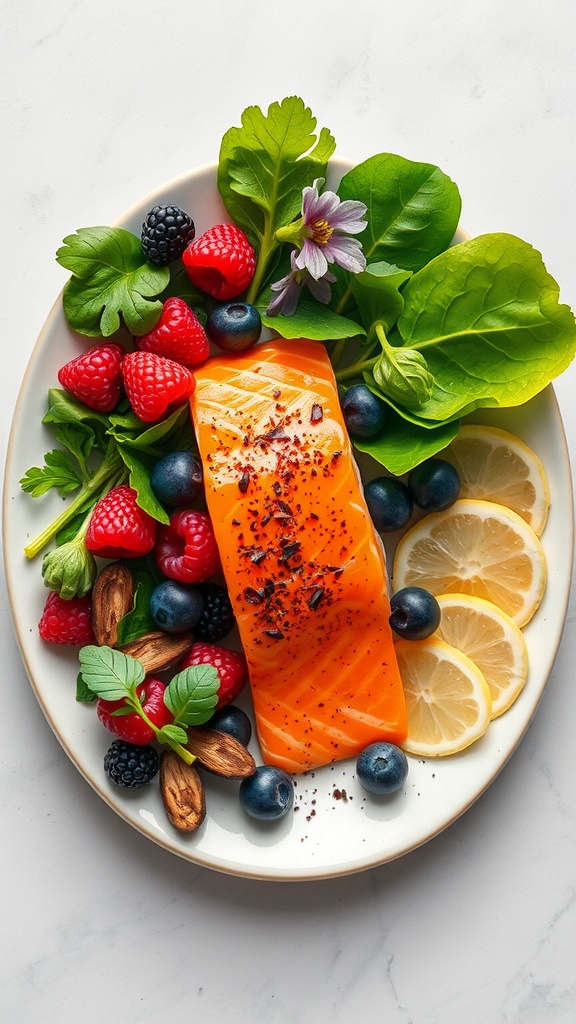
[141,205,195,265]
[103,739,159,788]
[194,583,235,641]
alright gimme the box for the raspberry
[57,343,125,412]
[194,583,235,642]
[97,676,171,744]
[155,509,220,583]
[38,590,95,646]
[104,740,159,787]
[182,223,256,301]
[141,204,195,265]
[122,350,196,423]
[137,297,210,368]
[181,642,248,709]
[86,484,157,559]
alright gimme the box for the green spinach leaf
[394,233,576,422]
[260,298,365,341]
[337,153,461,273]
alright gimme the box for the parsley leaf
[218,96,336,301]
[20,448,84,497]
[56,226,170,337]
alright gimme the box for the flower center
[310,218,333,246]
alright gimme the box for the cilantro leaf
[164,665,220,727]
[78,645,145,700]
[56,226,170,337]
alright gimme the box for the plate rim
[3,159,574,881]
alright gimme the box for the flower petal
[323,235,366,273]
[329,198,368,234]
[295,238,328,280]
[267,276,301,316]
[307,273,335,305]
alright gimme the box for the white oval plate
[3,161,574,881]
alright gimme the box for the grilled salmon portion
[190,339,407,772]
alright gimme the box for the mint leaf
[218,96,336,299]
[78,645,145,700]
[395,233,576,422]
[338,154,461,273]
[164,665,219,727]
[56,226,170,337]
[157,723,189,746]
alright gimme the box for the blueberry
[407,458,460,511]
[209,705,252,746]
[356,742,408,796]
[364,476,413,532]
[206,302,262,352]
[151,451,203,507]
[340,384,389,440]
[389,586,441,640]
[239,765,294,821]
[149,579,204,634]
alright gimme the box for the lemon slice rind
[443,424,550,536]
[392,498,547,628]
[395,637,493,757]
[434,593,529,719]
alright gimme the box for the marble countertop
[1,2,574,1021]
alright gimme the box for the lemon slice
[435,594,528,718]
[395,637,493,756]
[443,424,550,535]
[392,499,547,627]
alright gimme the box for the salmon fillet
[190,339,407,773]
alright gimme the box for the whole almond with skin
[160,751,206,833]
[91,562,135,646]
[120,631,194,672]
[185,727,256,778]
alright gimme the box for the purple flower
[267,251,336,317]
[290,178,368,280]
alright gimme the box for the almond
[185,727,256,778]
[120,631,194,673]
[91,562,135,646]
[160,751,206,833]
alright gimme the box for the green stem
[134,702,197,766]
[24,454,125,560]
[335,355,379,383]
[330,337,348,369]
[246,232,277,305]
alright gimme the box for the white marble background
[1,1,575,1021]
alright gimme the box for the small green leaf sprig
[20,390,195,597]
[78,646,219,765]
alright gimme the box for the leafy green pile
[215,98,576,473]
[21,389,194,596]
[78,646,219,765]
[23,94,576,595]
